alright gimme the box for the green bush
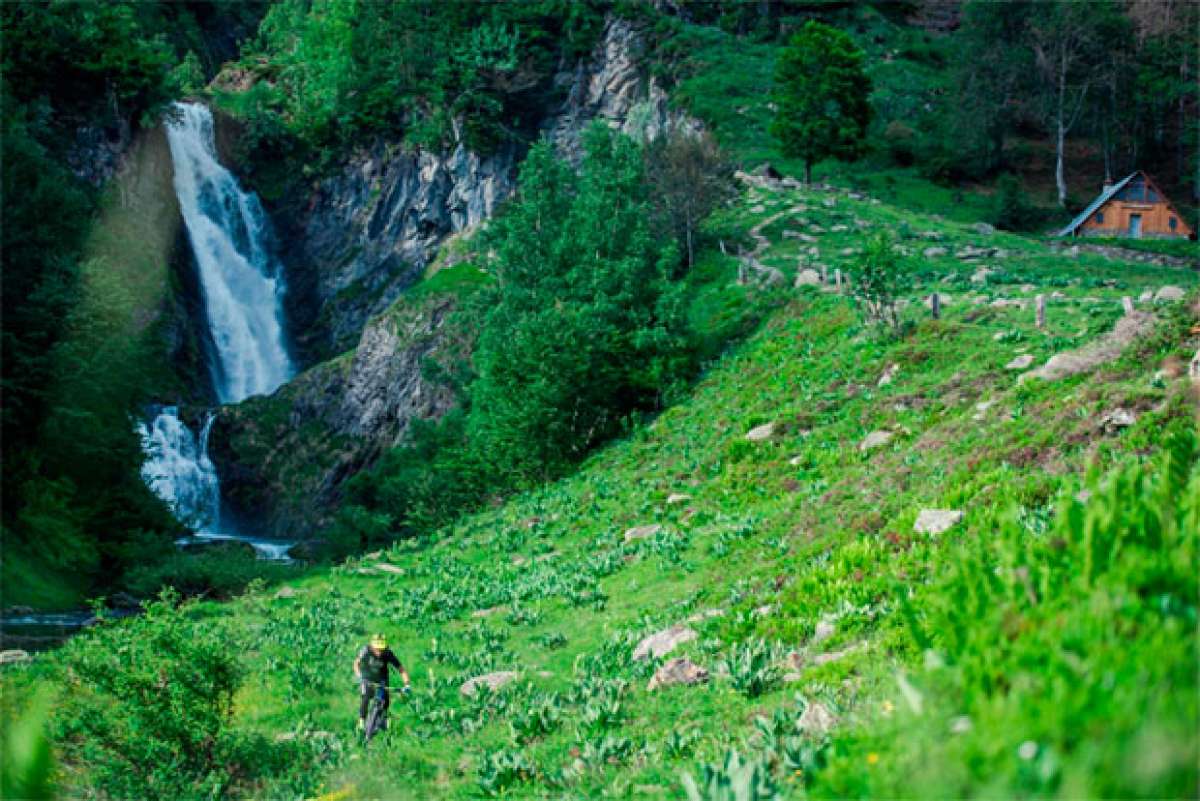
[991,173,1044,232]
[54,591,287,800]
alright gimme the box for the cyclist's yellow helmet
[369,634,387,649]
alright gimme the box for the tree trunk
[1055,50,1069,207]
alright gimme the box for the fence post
[820,265,828,285]
[930,292,940,320]
[1036,294,1046,329]
[1121,296,1134,315]
[834,269,842,293]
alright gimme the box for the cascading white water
[167,101,293,402]
[137,102,295,558]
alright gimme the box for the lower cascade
[137,101,295,558]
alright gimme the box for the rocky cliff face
[274,15,691,364]
[277,142,519,362]
[216,14,698,536]
[211,291,466,536]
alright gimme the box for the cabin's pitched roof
[1057,171,1137,237]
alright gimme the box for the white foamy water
[137,103,295,559]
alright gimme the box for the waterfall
[166,101,293,402]
[137,102,294,557]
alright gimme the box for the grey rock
[859,430,894,452]
[877,364,899,387]
[1005,354,1035,370]
[914,509,964,535]
[745,422,777,441]
[647,657,709,691]
[973,222,996,235]
[794,268,823,288]
[1021,312,1157,383]
[1099,408,1136,433]
[798,701,837,735]
[1155,285,1185,302]
[460,671,519,697]
[923,246,948,259]
[632,624,698,661]
[0,650,31,666]
[274,586,299,600]
[624,524,663,543]
[666,493,692,505]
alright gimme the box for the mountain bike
[360,680,407,745]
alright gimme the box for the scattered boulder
[1021,312,1156,383]
[972,222,996,235]
[794,268,823,287]
[1005,354,1035,370]
[374,563,405,575]
[877,364,899,387]
[647,657,710,691]
[685,608,726,624]
[460,671,519,697]
[666,493,691,506]
[859,430,894,452]
[1099,408,1136,433]
[971,267,994,285]
[923,246,948,259]
[274,586,299,600]
[812,618,836,645]
[745,422,777,442]
[798,701,838,735]
[624,524,663,543]
[632,624,698,661]
[749,204,766,214]
[1155,285,1185,303]
[0,650,31,666]
[1138,290,1153,303]
[830,224,849,233]
[471,605,505,618]
[914,509,964,535]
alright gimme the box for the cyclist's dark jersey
[358,646,402,686]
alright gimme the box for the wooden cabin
[1058,171,1193,240]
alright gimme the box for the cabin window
[1095,211,1104,224]
[1169,217,1177,230]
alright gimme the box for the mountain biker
[353,634,411,731]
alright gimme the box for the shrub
[54,590,281,799]
[720,639,781,698]
[851,234,913,333]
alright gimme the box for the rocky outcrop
[543,16,697,162]
[278,142,518,361]
[210,291,465,536]
[272,15,694,362]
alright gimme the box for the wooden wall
[1080,199,1193,239]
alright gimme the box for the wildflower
[881,700,895,716]
[867,752,880,765]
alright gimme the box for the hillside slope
[8,179,1197,799]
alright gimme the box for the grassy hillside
[5,178,1196,799]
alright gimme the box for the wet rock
[647,657,709,691]
[624,524,663,543]
[460,671,519,697]
[745,422,777,441]
[632,624,698,661]
[859,430,894,452]
[914,509,964,535]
